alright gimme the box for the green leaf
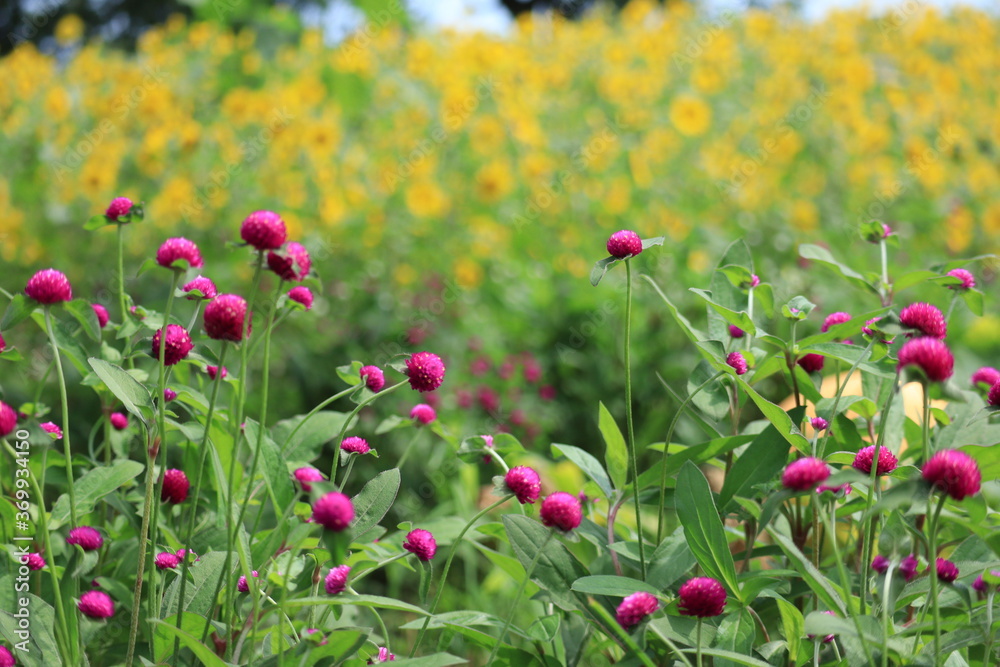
[527,615,561,642]
[894,270,937,292]
[690,288,756,335]
[687,649,772,667]
[717,413,797,513]
[279,594,428,616]
[502,514,589,612]
[154,613,214,663]
[598,402,628,491]
[551,443,613,499]
[688,360,729,421]
[0,593,60,667]
[961,288,984,316]
[2,294,35,331]
[799,244,875,293]
[350,468,401,541]
[389,654,468,667]
[641,274,707,346]
[84,214,112,230]
[712,610,756,667]
[728,375,810,453]
[590,256,620,286]
[641,236,666,250]
[570,575,661,597]
[776,597,804,661]
[336,361,364,386]
[782,295,816,320]
[931,254,997,272]
[152,620,234,667]
[767,529,846,614]
[675,461,741,602]
[273,411,356,459]
[161,551,235,617]
[647,529,698,589]
[87,358,154,422]
[49,459,144,529]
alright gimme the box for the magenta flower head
[798,353,825,373]
[935,558,959,583]
[403,529,437,561]
[41,421,63,439]
[922,449,981,500]
[155,552,181,570]
[161,469,190,504]
[410,403,436,425]
[852,446,898,476]
[946,268,975,291]
[821,311,852,333]
[810,417,829,431]
[973,571,1000,593]
[368,647,395,664]
[25,269,72,304]
[204,294,251,342]
[156,237,204,270]
[294,467,325,492]
[616,591,659,630]
[110,412,128,430]
[862,317,895,343]
[341,436,372,455]
[971,367,1000,389]
[237,571,259,593]
[105,196,133,220]
[606,230,643,259]
[207,365,227,381]
[898,337,953,382]
[164,388,177,402]
[505,466,542,504]
[678,577,727,617]
[872,555,890,574]
[817,482,851,496]
[287,286,313,310]
[241,210,287,250]
[268,242,311,282]
[92,303,109,328]
[540,492,582,532]
[726,351,748,375]
[781,457,830,491]
[67,526,103,551]
[151,324,194,366]
[182,276,217,301]
[312,492,354,531]
[360,366,385,392]
[864,222,892,243]
[899,302,947,339]
[406,351,446,392]
[0,402,15,438]
[988,382,1000,408]
[899,554,919,582]
[325,565,351,595]
[78,590,114,619]
[1,645,15,667]
[24,552,46,570]
[728,325,745,338]
[750,274,760,288]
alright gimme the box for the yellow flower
[54,14,85,45]
[475,161,513,203]
[405,180,450,219]
[669,94,712,137]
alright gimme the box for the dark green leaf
[87,358,154,422]
[570,575,660,597]
[2,294,35,331]
[718,413,797,512]
[690,288,756,335]
[161,551,235,617]
[351,468,401,541]
[688,360,730,422]
[647,529,697,589]
[799,244,875,293]
[767,530,846,614]
[590,256,620,286]
[151,621,232,667]
[49,460,143,529]
[551,443,613,499]
[598,402,628,491]
[502,514,589,612]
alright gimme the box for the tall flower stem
[326,380,408,481]
[44,308,77,528]
[984,589,996,667]
[927,494,948,659]
[396,428,422,469]
[337,455,358,491]
[410,495,514,657]
[125,425,156,667]
[117,223,128,323]
[816,338,876,458]
[822,498,875,666]
[586,599,659,667]
[485,531,553,665]
[880,239,889,298]
[623,260,645,580]
[279,384,363,455]
[696,618,703,667]
[921,381,932,464]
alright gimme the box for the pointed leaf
[598,402,628,491]
[590,256,620,286]
[2,294,35,331]
[551,443,613,499]
[799,244,875,292]
[87,358,153,422]
[49,460,144,529]
[571,575,660,597]
[641,236,665,250]
[350,468,401,541]
[718,412,799,512]
[767,529,846,614]
[502,514,589,612]
[84,214,112,230]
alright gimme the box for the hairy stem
[623,261,646,580]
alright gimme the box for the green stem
[351,553,409,585]
[922,381,932,464]
[326,380,408,481]
[586,598,659,667]
[696,618,703,667]
[279,384,362,455]
[43,308,77,528]
[485,531,553,665]
[822,496,875,666]
[881,561,894,667]
[880,239,889,296]
[623,261,645,581]
[117,222,127,323]
[788,322,802,409]
[125,426,156,667]
[337,455,357,492]
[656,371,724,544]
[817,337,876,457]
[985,589,996,667]
[396,428,422,469]
[927,494,948,660]
[410,495,513,657]
[860,377,898,616]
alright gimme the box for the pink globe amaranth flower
[176,548,198,562]
[677,577,727,618]
[477,386,500,413]
[898,337,953,382]
[852,445,898,476]
[110,412,128,430]
[241,210,287,250]
[23,552,46,570]
[973,574,988,592]
[505,466,542,504]
[406,352,446,393]
[817,482,851,496]
[92,303,109,328]
[728,324,745,338]
[403,529,437,561]
[161,469,190,504]
[540,492,582,531]
[410,403,436,425]
[25,269,72,304]
[946,268,975,291]
[0,332,5,352]
[0,402,15,438]
[267,242,311,282]
[750,274,761,288]
[972,367,1000,388]
[341,436,372,455]
[287,286,313,310]
[899,554,919,582]
[540,385,557,400]
[865,222,892,243]
[781,457,830,491]
[39,421,62,439]
[294,467,325,492]
[78,590,114,619]
[151,324,194,366]
[810,417,829,431]
[156,237,204,270]
[207,365,227,381]
[524,360,542,383]
[935,558,959,583]
[872,555,890,574]
[899,302,947,339]
[325,565,351,595]
[237,570,259,593]
[67,526,103,551]
[606,230,643,259]
[615,591,659,630]
[182,276,217,301]
[988,381,1000,408]
[0,645,15,667]
[368,647,395,664]
[312,492,354,531]
[105,196,133,220]
[155,552,181,570]
[726,351,748,375]
[360,365,385,392]
[163,388,177,402]
[821,311,852,333]
[798,353,825,373]
[204,294,251,342]
[922,449,981,500]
